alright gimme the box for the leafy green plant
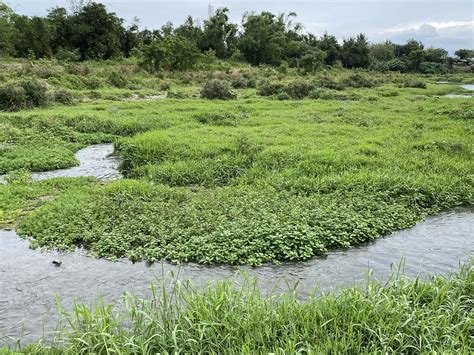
[200,79,236,100]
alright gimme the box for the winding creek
[1,123,473,346]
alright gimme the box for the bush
[257,81,285,96]
[194,111,249,126]
[342,72,376,88]
[0,79,48,111]
[317,75,346,90]
[285,81,314,99]
[159,82,171,91]
[167,91,188,99]
[107,71,128,88]
[230,73,257,89]
[200,79,236,100]
[54,89,75,105]
[0,84,28,111]
[4,168,32,184]
[20,79,49,107]
[400,79,427,89]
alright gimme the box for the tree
[122,18,141,57]
[454,49,473,60]
[69,2,125,60]
[408,49,424,71]
[395,39,424,58]
[175,16,202,44]
[424,48,447,63]
[239,12,288,65]
[200,8,237,59]
[140,35,199,72]
[370,41,395,61]
[299,48,326,72]
[318,33,340,65]
[341,34,370,68]
[0,2,17,56]
[11,15,53,58]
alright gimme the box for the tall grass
[13,262,474,354]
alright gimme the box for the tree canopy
[0,1,469,74]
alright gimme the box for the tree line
[0,1,472,73]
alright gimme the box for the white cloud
[375,21,473,54]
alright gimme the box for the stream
[441,83,474,98]
[0,144,473,346]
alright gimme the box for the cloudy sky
[6,0,473,54]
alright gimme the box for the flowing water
[0,144,121,184]
[441,83,474,98]
[0,143,472,346]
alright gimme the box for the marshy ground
[0,60,473,352]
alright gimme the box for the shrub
[194,111,249,126]
[20,79,49,107]
[317,75,346,90]
[400,79,427,89]
[107,71,128,88]
[0,79,48,111]
[230,73,257,89]
[167,91,188,99]
[285,81,314,99]
[257,81,285,96]
[342,72,376,88]
[200,79,236,100]
[159,82,171,91]
[4,168,32,184]
[66,64,91,76]
[54,89,75,105]
[0,84,28,111]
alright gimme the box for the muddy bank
[1,207,472,346]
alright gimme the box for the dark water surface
[1,208,472,346]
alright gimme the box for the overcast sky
[6,0,474,54]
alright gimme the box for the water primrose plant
[4,262,473,354]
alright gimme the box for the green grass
[12,92,473,265]
[5,262,473,354]
[1,60,473,264]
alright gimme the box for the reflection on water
[1,208,472,346]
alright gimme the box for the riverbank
[2,260,472,354]
[1,207,472,346]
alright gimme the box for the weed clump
[107,71,128,88]
[54,89,75,105]
[0,79,49,111]
[3,168,32,184]
[400,78,427,89]
[257,80,285,96]
[200,79,236,100]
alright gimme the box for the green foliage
[341,34,371,69]
[107,71,128,88]
[13,89,473,265]
[257,80,285,96]
[454,49,473,60]
[19,262,474,353]
[140,36,199,72]
[53,89,75,105]
[3,168,32,184]
[0,79,48,111]
[239,12,289,65]
[200,79,236,100]
[200,8,237,59]
[299,47,326,72]
[400,78,427,89]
